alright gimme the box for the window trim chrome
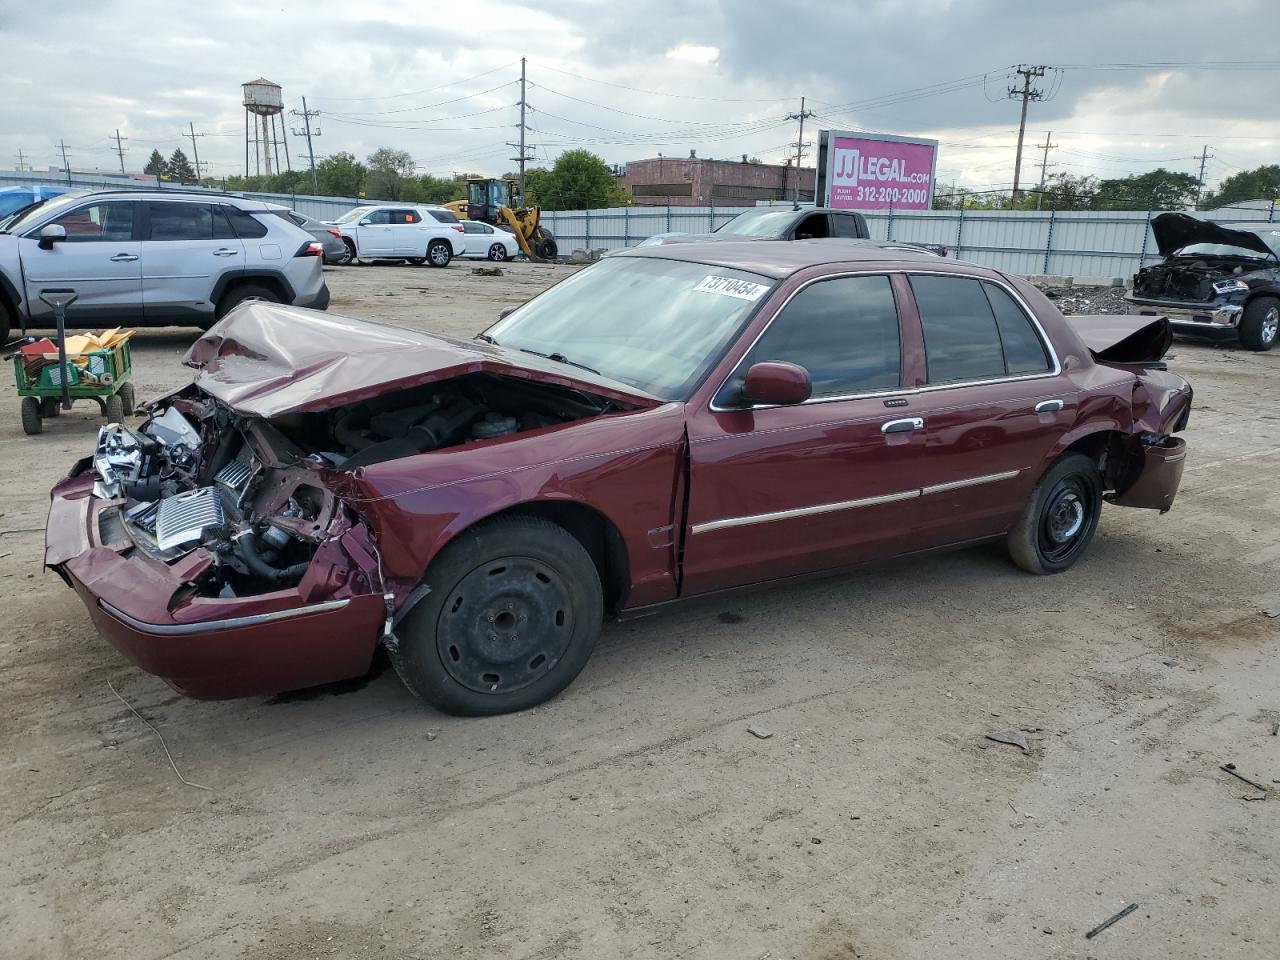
[709,268,1062,413]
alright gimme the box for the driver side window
[48,202,135,242]
[734,274,901,399]
[364,209,392,225]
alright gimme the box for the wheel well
[220,275,288,308]
[487,501,630,613]
[1061,430,1128,488]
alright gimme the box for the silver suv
[0,190,330,341]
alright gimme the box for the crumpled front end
[45,395,388,698]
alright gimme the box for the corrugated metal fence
[541,203,1280,279]
[5,171,1276,279]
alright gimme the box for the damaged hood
[184,302,661,418]
[1149,212,1275,258]
[1066,314,1172,364]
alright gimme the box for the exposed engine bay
[91,373,617,599]
[1131,258,1252,301]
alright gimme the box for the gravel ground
[1037,284,1131,316]
[2,261,1278,960]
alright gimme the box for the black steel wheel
[1007,452,1102,574]
[390,516,603,715]
[20,397,41,435]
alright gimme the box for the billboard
[816,130,938,211]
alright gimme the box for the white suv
[0,190,329,341]
[330,204,467,267]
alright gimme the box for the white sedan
[459,220,522,261]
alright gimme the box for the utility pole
[1007,65,1047,205]
[186,122,205,185]
[1195,145,1214,208]
[785,96,815,207]
[58,140,73,186]
[112,129,128,176]
[507,57,535,203]
[291,98,322,193]
[1034,131,1057,210]
[14,148,26,174]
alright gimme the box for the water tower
[242,78,291,177]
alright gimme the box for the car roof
[45,189,286,211]
[614,238,959,279]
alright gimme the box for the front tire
[427,239,452,268]
[390,516,603,716]
[1007,452,1103,575]
[487,243,509,262]
[1239,296,1279,351]
[339,239,357,265]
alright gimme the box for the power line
[529,61,792,103]
[508,57,534,201]
[312,61,520,103]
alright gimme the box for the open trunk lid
[1066,314,1173,365]
[184,302,661,418]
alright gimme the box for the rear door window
[734,274,901,399]
[391,208,421,224]
[428,209,460,224]
[147,202,216,241]
[832,214,863,239]
[224,206,268,239]
[910,275,1050,383]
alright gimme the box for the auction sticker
[694,275,769,301]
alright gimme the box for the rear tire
[118,381,136,416]
[427,240,452,268]
[1007,452,1103,575]
[487,243,508,262]
[1239,296,1279,351]
[215,284,280,321]
[390,516,603,716]
[40,397,61,418]
[105,393,124,424]
[21,397,42,435]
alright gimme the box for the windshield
[333,207,372,224]
[0,192,86,234]
[713,208,799,239]
[1177,226,1280,260]
[483,256,775,400]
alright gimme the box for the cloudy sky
[3,0,1279,196]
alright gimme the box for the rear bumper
[1107,435,1187,514]
[1126,295,1242,338]
[295,282,330,311]
[45,469,383,699]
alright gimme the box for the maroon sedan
[46,241,1191,715]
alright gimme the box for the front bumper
[45,468,384,699]
[1125,295,1242,339]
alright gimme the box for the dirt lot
[2,261,1278,960]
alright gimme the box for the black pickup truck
[641,206,950,256]
[1125,212,1280,351]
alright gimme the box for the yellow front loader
[443,179,559,262]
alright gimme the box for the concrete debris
[747,725,774,740]
[1035,283,1130,316]
[471,266,504,277]
[985,729,1032,752]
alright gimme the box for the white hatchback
[330,204,467,267]
[459,221,522,262]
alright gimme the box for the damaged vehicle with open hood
[47,242,1193,716]
[1126,212,1280,350]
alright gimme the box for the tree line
[934,165,1280,212]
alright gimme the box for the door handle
[212,248,239,257]
[881,417,924,434]
[1035,399,1064,414]
[109,253,138,262]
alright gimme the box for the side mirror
[357,219,372,227]
[741,361,812,406]
[38,224,67,250]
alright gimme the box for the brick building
[616,152,815,206]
